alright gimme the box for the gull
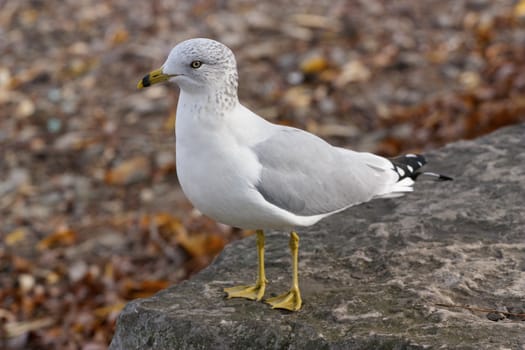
[137,38,451,311]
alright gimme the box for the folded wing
[252,128,407,216]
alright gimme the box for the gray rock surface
[110,124,525,350]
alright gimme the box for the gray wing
[252,128,394,216]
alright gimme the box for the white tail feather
[374,176,414,199]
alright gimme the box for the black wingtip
[391,154,453,182]
[437,174,453,181]
[391,154,427,181]
[419,172,453,181]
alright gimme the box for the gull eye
[190,60,202,69]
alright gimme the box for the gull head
[138,38,238,98]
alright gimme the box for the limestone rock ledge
[110,124,525,350]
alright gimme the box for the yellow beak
[137,68,171,89]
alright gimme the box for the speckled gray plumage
[164,38,239,110]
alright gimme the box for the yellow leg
[224,230,267,301]
[265,231,302,311]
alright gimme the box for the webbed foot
[265,287,302,311]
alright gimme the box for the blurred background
[1,0,525,348]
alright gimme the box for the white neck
[175,89,274,149]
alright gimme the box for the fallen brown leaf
[105,156,152,186]
[4,228,27,246]
[179,232,226,258]
[37,228,77,251]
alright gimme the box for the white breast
[175,94,297,229]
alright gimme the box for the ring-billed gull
[137,38,452,311]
